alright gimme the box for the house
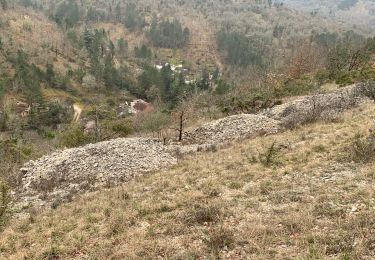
[129,99,154,114]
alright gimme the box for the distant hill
[282,0,375,31]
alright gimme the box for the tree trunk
[178,111,184,142]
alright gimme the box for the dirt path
[72,104,82,123]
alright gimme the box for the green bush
[258,141,283,167]
[282,76,318,96]
[110,119,133,137]
[58,126,92,148]
[217,85,277,114]
[28,103,70,129]
[334,71,357,86]
[0,138,33,187]
[214,80,231,95]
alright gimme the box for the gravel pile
[261,84,366,127]
[183,114,281,145]
[16,138,178,209]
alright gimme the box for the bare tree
[172,98,194,142]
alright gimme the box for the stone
[15,138,178,210]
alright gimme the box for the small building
[129,99,154,114]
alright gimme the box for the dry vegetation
[0,8,79,75]
[1,103,375,259]
[1,2,375,258]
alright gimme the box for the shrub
[0,138,33,187]
[133,112,171,141]
[282,76,318,96]
[0,110,8,130]
[349,133,375,163]
[217,85,277,114]
[203,226,235,253]
[0,181,10,230]
[184,204,222,225]
[110,119,133,137]
[258,141,282,166]
[29,103,70,129]
[58,126,92,148]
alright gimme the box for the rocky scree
[261,84,367,128]
[183,114,281,145]
[16,138,178,210]
[183,85,368,144]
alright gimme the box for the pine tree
[115,3,122,22]
[109,40,115,59]
[197,68,210,90]
[117,38,128,54]
[46,63,56,87]
[103,54,119,89]
[83,27,93,51]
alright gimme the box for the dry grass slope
[1,104,375,259]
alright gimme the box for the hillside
[283,0,375,31]
[1,95,375,259]
[1,1,375,258]
[1,0,373,190]
[7,83,366,211]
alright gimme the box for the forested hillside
[282,0,375,31]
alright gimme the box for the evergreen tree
[103,54,119,89]
[46,63,56,87]
[215,80,231,95]
[115,3,122,22]
[137,65,162,98]
[109,40,115,59]
[161,65,174,101]
[197,68,210,90]
[54,0,80,29]
[148,19,190,49]
[117,38,128,54]
[13,50,43,104]
[124,3,142,31]
[217,29,263,67]
[134,45,152,60]
[83,27,93,51]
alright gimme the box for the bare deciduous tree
[172,98,195,142]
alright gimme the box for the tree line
[217,29,264,67]
[148,18,190,49]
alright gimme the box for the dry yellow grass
[91,22,146,51]
[0,8,79,75]
[1,104,375,259]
